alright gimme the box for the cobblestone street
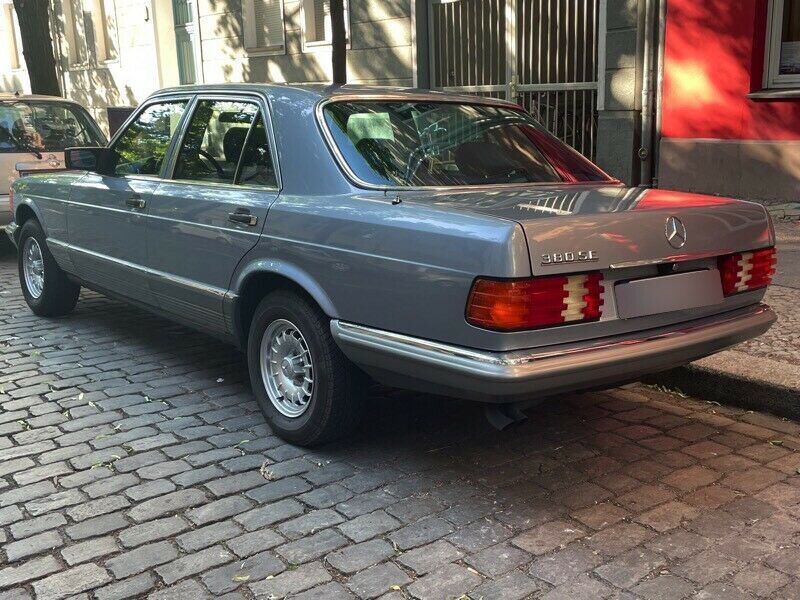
[2,252,800,600]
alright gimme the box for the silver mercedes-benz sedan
[6,84,776,445]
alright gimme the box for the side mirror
[64,147,119,176]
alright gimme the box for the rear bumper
[4,220,17,247]
[330,303,776,402]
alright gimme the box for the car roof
[0,92,85,105]
[150,83,520,109]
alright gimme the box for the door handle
[126,196,146,209]
[228,209,258,226]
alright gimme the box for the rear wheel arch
[234,269,338,346]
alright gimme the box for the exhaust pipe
[484,403,528,431]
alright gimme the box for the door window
[113,100,188,176]
[237,115,278,188]
[173,99,276,187]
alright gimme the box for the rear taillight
[8,188,13,213]
[718,247,776,296]
[466,272,604,331]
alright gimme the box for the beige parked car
[1,93,105,249]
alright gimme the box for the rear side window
[173,99,277,188]
[113,100,188,176]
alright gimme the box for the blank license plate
[615,269,724,319]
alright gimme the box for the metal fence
[429,0,602,160]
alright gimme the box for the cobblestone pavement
[2,253,800,600]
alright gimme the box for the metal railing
[429,0,602,160]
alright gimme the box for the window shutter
[244,0,285,51]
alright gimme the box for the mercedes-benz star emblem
[665,216,687,249]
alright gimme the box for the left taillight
[466,272,604,331]
[718,247,776,296]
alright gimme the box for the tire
[247,290,365,446]
[18,219,80,317]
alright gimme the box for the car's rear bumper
[330,303,776,402]
[4,220,18,247]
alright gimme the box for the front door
[67,98,190,304]
[146,96,280,333]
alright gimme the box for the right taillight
[718,247,776,296]
[8,188,13,214]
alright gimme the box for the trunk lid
[413,185,773,275]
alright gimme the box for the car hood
[402,185,774,275]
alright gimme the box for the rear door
[145,94,280,333]
[68,98,191,305]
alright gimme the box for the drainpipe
[653,0,667,187]
[639,0,657,186]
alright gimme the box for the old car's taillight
[718,247,776,296]
[466,273,604,331]
[7,188,13,213]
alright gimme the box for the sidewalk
[652,219,800,415]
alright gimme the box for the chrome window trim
[164,91,283,192]
[314,96,618,192]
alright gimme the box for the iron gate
[429,0,604,159]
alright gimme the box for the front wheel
[247,290,365,446]
[18,219,80,317]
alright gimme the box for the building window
[766,0,800,88]
[1,2,24,71]
[302,0,350,49]
[86,0,119,62]
[243,0,285,55]
[62,0,118,66]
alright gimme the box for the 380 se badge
[541,250,599,265]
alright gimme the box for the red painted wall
[663,0,800,140]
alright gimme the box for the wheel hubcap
[260,319,314,418]
[22,237,44,299]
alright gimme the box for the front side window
[0,101,106,153]
[766,0,800,88]
[323,101,610,187]
[113,100,188,176]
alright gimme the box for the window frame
[108,94,195,180]
[765,0,800,89]
[164,93,282,191]
[242,0,287,57]
[300,0,351,52]
[316,96,616,192]
[1,1,24,71]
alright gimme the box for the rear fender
[227,259,339,346]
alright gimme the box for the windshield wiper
[12,134,43,159]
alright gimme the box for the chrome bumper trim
[4,222,18,246]
[330,304,776,402]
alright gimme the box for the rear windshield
[322,100,610,187]
[0,100,106,153]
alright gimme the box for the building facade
[1,0,416,132]
[8,0,797,204]
[658,0,800,203]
